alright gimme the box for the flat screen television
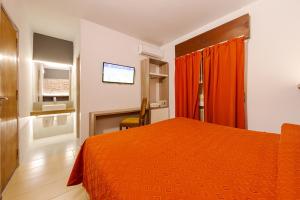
[102,62,135,84]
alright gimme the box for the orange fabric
[203,38,245,128]
[66,118,298,200]
[175,52,201,120]
[277,124,300,199]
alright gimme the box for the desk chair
[120,98,148,130]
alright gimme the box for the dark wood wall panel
[175,14,250,57]
[33,33,74,65]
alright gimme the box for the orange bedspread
[68,118,300,200]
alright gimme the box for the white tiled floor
[3,133,89,200]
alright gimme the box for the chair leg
[120,125,122,131]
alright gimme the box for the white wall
[1,0,33,162]
[162,0,300,133]
[80,20,149,141]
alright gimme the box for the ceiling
[20,0,256,45]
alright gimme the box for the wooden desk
[89,107,141,136]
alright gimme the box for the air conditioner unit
[138,44,163,59]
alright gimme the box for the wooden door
[0,7,19,191]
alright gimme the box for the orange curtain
[203,38,245,128]
[175,52,201,120]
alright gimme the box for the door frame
[0,2,20,189]
[76,56,80,139]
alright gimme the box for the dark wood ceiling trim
[175,14,250,58]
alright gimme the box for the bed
[68,118,300,199]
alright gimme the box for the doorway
[28,32,79,165]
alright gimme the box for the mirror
[33,62,72,102]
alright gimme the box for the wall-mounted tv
[102,62,135,84]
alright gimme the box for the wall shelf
[150,105,168,110]
[30,108,75,116]
[149,73,168,79]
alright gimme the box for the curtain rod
[177,35,247,58]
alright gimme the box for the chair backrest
[139,98,148,125]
